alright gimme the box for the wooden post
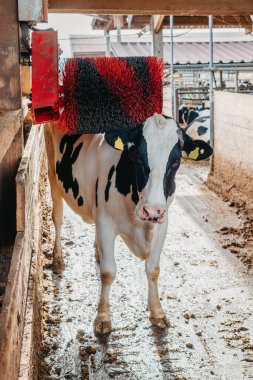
[0,0,21,109]
[151,16,163,58]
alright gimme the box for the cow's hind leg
[50,179,64,274]
[94,222,116,335]
[94,231,100,263]
[44,125,65,274]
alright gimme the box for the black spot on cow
[197,126,208,136]
[187,109,199,124]
[115,128,150,205]
[56,135,83,200]
[163,142,181,199]
[77,196,83,206]
[115,151,139,205]
[105,166,115,202]
[95,178,98,207]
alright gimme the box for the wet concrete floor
[40,164,253,380]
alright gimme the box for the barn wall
[208,90,253,215]
[0,125,45,380]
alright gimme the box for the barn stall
[1,1,253,379]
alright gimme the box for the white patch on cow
[142,113,179,206]
[185,109,210,143]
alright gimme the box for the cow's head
[105,114,212,224]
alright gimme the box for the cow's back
[45,123,100,223]
[44,123,130,225]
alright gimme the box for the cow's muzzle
[137,203,166,224]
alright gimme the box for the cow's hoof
[53,258,65,275]
[94,319,112,335]
[150,315,171,328]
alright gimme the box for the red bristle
[95,57,163,125]
[146,57,164,115]
[95,57,142,124]
[58,58,78,134]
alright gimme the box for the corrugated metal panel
[70,35,106,56]
[110,41,253,64]
[69,34,253,64]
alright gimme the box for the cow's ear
[183,138,213,161]
[104,130,129,151]
[179,130,213,161]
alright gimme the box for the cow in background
[44,114,212,334]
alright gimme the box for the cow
[44,113,212,335]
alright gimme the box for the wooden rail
[0,125,45,380]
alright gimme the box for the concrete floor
[40,163,253,380]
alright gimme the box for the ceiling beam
[48,0,253,16]
[128,15,133,28]
[153,15,165,32]
[92,15,252,30]
[163,15,252,28]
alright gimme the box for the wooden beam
[163,15,252,28]
[151,17,163,58]
[153,15,165,32]
[93,14,252,30]
[48,0,253,16]
[128,15,133,28]
[0,0,21,109]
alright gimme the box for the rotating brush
[58,56,164,134]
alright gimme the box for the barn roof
[111,41,253,65]
[69,34,253,65]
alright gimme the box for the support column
[235,71,239,92]
[151,16,163,58]
[105,31,111,57]
[170,15,174,118]
[209,15,214,149]
[0,0,21,109]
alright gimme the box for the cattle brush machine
[30,30,164,136]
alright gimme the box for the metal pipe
[235,71,239,92]
[105,31,110,57]
[209,15,214,150]
[150,16,155,56]
[117,26,121,43]
[165,63,253,70]
[170,15,174,118]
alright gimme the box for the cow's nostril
[143,206,149,218]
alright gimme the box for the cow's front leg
[145,256,170,329]
[94,223,116,335]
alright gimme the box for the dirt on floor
[0,245,13,311]
[38,162,253,380]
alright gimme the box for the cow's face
[105,114,212,224]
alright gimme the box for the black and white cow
[44,113,212,334]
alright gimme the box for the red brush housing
[31,30,60,124]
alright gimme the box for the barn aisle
[39,163,253,380]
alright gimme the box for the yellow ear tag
[188,147,200,160]
[114,137,124,150]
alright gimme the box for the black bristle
[76,58,133,134]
